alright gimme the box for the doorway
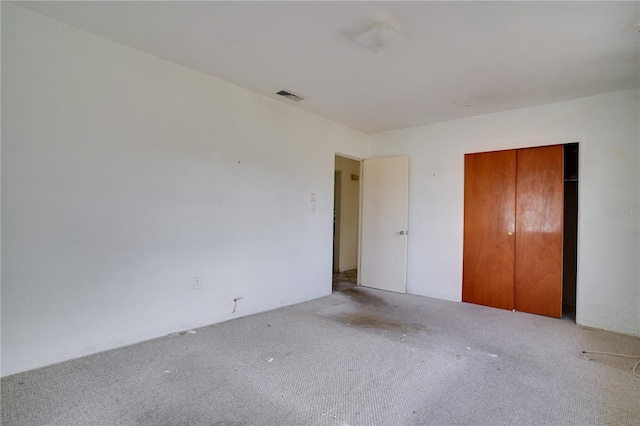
[333,155,361,288]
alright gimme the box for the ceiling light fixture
[354,21,406,53]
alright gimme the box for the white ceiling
[14,1,640,134]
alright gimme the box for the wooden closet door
[463,150,517,310]
[515,146,564,318]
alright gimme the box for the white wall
[370,89,640,337]
[1,4,369,376]
[334,156,360,272]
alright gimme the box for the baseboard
[0,292,328,377]
[407,289,461,303]
[576,318,640,337]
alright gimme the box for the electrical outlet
[193,276,202,290]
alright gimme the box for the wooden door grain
[463,150,517,310]
[515,146,564,318]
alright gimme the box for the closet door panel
[515,146,564,318]
[463,150,517,310]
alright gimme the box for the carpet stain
[340,312,424,331]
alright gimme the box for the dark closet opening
[563,143,579,319]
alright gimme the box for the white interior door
[360,156,409,293]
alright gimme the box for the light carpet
[2,282,639,425]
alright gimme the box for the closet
[462,145,564,318]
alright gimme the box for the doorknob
[507,231,514,236]
[399,231,407,235]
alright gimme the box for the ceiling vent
[276,90,305,102]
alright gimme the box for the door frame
[333,170,342,273]
[334,152,364,285]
